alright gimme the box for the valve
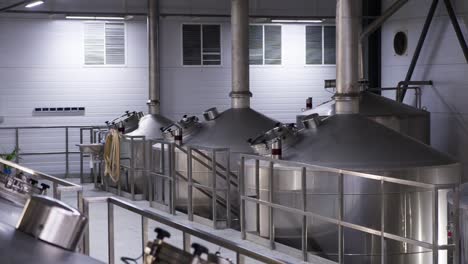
[40,183,50,193]
[28,179,38,186]
[154,227,171,240]
[192,243,209,257]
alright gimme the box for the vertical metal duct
[335,0,361,114]
[230,0,252,109]
[148,0,161,115]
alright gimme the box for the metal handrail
[120,139,240,226]
[185,145,233,229]
[81,196,286,264]
[239,154,460,264]
[0,157,84,211]
[0,125,105,179]
[366,86,423,109]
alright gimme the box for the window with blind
[182,24,221,66]
[306,25,336,65]
[249,25,282,65]
[84,22,126,65]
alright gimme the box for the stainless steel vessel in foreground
[0,196,23,226]
[17,195,88,251]
[0,221,103,264]
[297,91,431,144]
[246,113,460,264]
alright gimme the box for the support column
[230,0,251,109]
[148,0,161,114]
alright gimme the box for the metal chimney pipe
[148,0,161,115]
[230,0,252,109]
[335,0,361,114]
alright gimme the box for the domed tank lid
[298,91,429,117]
[184,108,279,153]
[125,114,174,140]
[288,114,457,167]
[267,114,460,185]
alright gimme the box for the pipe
[399,0,438,102]
[360,0,409,40]
[147,0,160,114]
[335,0,361,114]
[0,0,29,12]
[443,0,468,63]
[230,0,251,109]
[359,0,409,80]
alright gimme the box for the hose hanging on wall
[104,129,120,183]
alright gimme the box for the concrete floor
[59,181,332,264]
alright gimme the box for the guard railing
[81,196,286,264]
[239,154,460,264]
[0,125,105,179]
[0,157,84,210]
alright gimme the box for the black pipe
[0,0,29,12]
[399,0,439,102]
[443,0,468,63]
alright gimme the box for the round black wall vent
[394,31,408,56]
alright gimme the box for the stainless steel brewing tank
[447,183,468,264]
[246,114,460,264]
[17,195,88,251]
[0,196,23,226]
[171,108,279,224]
[297,92,431,144]
[113,114,173,198]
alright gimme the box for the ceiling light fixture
[271,19,323,23]
[66,16,126,20]
[25,0,44,8]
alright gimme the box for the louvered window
[323,26,336,64]
[249,25,282,65]
[182,24,221,66]
[84,22,126,65]
[306,25,336,65]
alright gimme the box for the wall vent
[84,22,125,65]
[33,107,85,116]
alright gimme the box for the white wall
[160,17,336,122]
[0,18,149,174]
[381,0,468,180]
[0,19,149,127]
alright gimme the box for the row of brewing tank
[98,81,461,264]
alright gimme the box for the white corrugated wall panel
[381,0,468,181]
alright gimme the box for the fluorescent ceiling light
[271,19,323,23]
[66,16,125,20]
[95,16,125,20]
[25,0,44,8]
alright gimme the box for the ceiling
[0,0,337,18]
[0,0,148,15]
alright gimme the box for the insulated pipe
[0,0,29,12]
[335,0,361,114]
[148,0,161,114]
[230,0,251,109]
[359,0,409,80]
[360,0,409,41]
